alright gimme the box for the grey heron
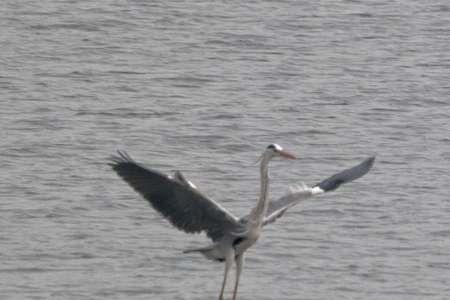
[109,144,374,299]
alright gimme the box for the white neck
[248,153,271,228]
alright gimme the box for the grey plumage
[260,156,375,225]
[109,147,374,300]
[110,150,375,242]
[109,150,244,242]
[314,156,375,192]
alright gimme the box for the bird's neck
[248,155,270,229]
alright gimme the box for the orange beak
[278,150,297,160]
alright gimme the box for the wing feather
[109,151,242,241]
[314,156,375,192]
[262,156,375,225]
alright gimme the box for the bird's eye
[267,144,276,150]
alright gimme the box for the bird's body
[109,145,374,300]
[183,225,260,262]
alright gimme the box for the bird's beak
[278,150,297,160]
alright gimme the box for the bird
[109,144,374,299]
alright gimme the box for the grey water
[1,0,449,299]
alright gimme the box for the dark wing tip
[355,156,375,176]
[315,156,375,192]
[365,156,376,168]
[108,150,135,166]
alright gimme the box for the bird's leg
[218,249,234,300]
[232,254,244,300]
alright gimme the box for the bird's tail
[182,248,203,254]
[182,244,213,254]
[183,245,224,262]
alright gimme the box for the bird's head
[260,143,297,161]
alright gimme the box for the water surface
[1,1,449,299]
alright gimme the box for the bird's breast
[233,229,260,254]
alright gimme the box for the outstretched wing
[313,156,376,192]
[262,156,375,226]
[109,151,243,241]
